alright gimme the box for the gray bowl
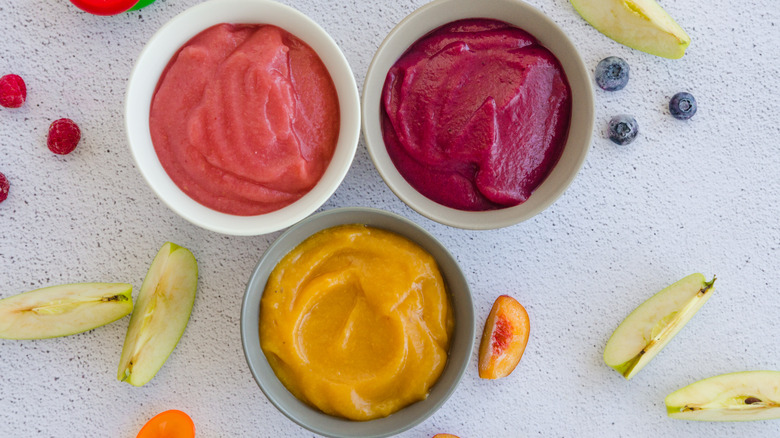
[240,207,475,437]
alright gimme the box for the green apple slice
[570,0,691,59]
[0,283,133,340]
[604,273,715,379]
[666,371,780,421]
[117,242,198,386]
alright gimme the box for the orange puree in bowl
[150,24,340,216]
[260,224,453,420]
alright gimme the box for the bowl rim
[240,207,475,437]
[125,0,361,236]
[361,0,594,230]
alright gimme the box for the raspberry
[0,74,27,108]
[0,172,9,203]
[47,118,81,155]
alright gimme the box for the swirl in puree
[260,224,453,420]
[381,19,572,211]
[150,24,340,216]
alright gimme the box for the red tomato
[68,0,138,16]
[136,410,195,438]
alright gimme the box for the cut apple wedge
[118,242,198,387]
[478,295,530,379]
[570,0,691,59]
[0,283,133,340]
[604,273,716,379]
[666,371,780,421]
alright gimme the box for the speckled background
[1,0,779,437]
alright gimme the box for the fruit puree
[260,224,453,420]
[150,24,340,216]
[381,19,571,211]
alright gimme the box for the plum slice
[478,295,530,379]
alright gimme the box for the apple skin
[665,371,780,421]
[0,283,133,340]
[117,242,198,387]
[604,274,715,380]
[569,0,691,59]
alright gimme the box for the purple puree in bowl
[381,19,572,211]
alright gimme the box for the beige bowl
[241,207,475,437]
[362,0,594,229]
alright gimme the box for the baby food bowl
[241,207,475,438]
[362,0,594,229]
[126,0,360,235]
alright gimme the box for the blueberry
[669,92,697,120]
[608,115,639,145]
[595,57,629,91]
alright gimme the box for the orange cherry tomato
[136,410,195,438]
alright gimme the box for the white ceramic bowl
[362,0,594,229]
[126,0,361,235]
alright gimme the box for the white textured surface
[1,0,779,437]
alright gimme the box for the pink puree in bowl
[381,19,571,211]
[150,24,340,216]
